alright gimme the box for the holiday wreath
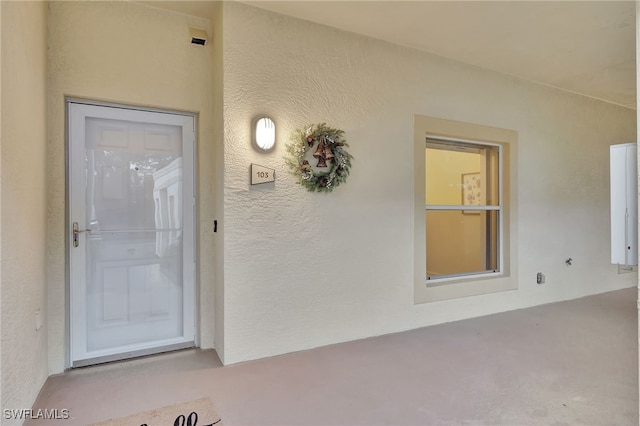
[284,123,353,192]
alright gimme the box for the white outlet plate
[617,264,638,274]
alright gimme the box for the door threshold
[72,341,195,368]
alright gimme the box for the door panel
[69,103,195,365]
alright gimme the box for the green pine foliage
[285,123,353,193]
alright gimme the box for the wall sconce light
[253,117,276,152]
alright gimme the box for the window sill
[415,274,516,304]
[427,271,503,286]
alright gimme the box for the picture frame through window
[462,172,482,214]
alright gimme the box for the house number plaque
[251,163,275,185]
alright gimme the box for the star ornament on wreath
[285,123,353,192]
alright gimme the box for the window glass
[426,142,499,206]
[425,139,501,280]
[426,210,499,279]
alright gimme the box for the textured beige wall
[636,1,640,418]
[1,0,49,414]
[211,1,225,363]
[0,1,3,409]
[36,0,639,375]
[220,2,636,364]
[47,1,216,373]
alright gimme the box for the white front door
[69,102,196,366]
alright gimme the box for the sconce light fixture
[254,117,276,152]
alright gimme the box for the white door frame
[67,99,197,367]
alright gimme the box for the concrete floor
[29,288,637,425]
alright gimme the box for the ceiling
[143,1,637,109]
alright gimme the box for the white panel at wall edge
[610,142,638,266]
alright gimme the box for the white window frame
[425,135,504,284]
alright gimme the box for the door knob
[72,222,91,248]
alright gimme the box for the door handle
[72,222,91,248]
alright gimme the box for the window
[425,137,502,280]
[413,115,516,303]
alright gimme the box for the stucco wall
[220,2,637,364]
[0,1,3,409]
[47,1,216,373]
[211,1,226,363]
[636,1,640,418]
[0,0,49,415]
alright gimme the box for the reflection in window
[153,158,182,257]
